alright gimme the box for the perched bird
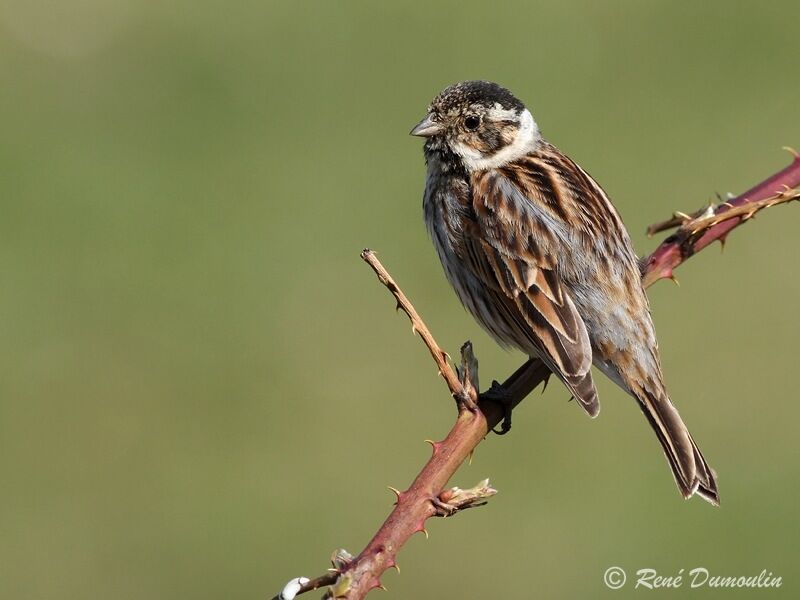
[411,80,718,504]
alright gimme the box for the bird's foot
[480,380,513,435]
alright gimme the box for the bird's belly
[424,170,536,355]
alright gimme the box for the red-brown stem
[276,153,798,600]
[343,349,548,597]
[346,409,487,595]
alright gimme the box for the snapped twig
[360,250,476,411]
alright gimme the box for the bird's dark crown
[430,81,525,116]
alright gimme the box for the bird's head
[411,81,541,172]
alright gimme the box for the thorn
[411,325,419,336]
[395,301,402,312]
[425,439,442,455]
[367,578,383,592]
[468,449,474,465]
[670,274,680,287]
[673,210,692,220]
[782,145,800,159]
[718,235,727,251]
[421,527,429,539]
[387,486,402,501]
[389,562,400,574]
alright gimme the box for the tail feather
[636,388,719,505]
[689,432,719,505]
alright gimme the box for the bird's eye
[464,115,480,131]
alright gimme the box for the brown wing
[462,170,600,417]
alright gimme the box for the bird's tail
[635,387,719,505]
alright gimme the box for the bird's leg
[481,380,514,435]
[481,358,550,435]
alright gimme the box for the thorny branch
[272,151,800,600]
[642,149,800,288]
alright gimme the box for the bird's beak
[410,114,442,137]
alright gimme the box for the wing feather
[460,172,600,416]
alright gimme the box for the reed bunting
[411,80,718,504]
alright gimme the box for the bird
[411,80,718,505]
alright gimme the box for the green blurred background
[1,1,798,598]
